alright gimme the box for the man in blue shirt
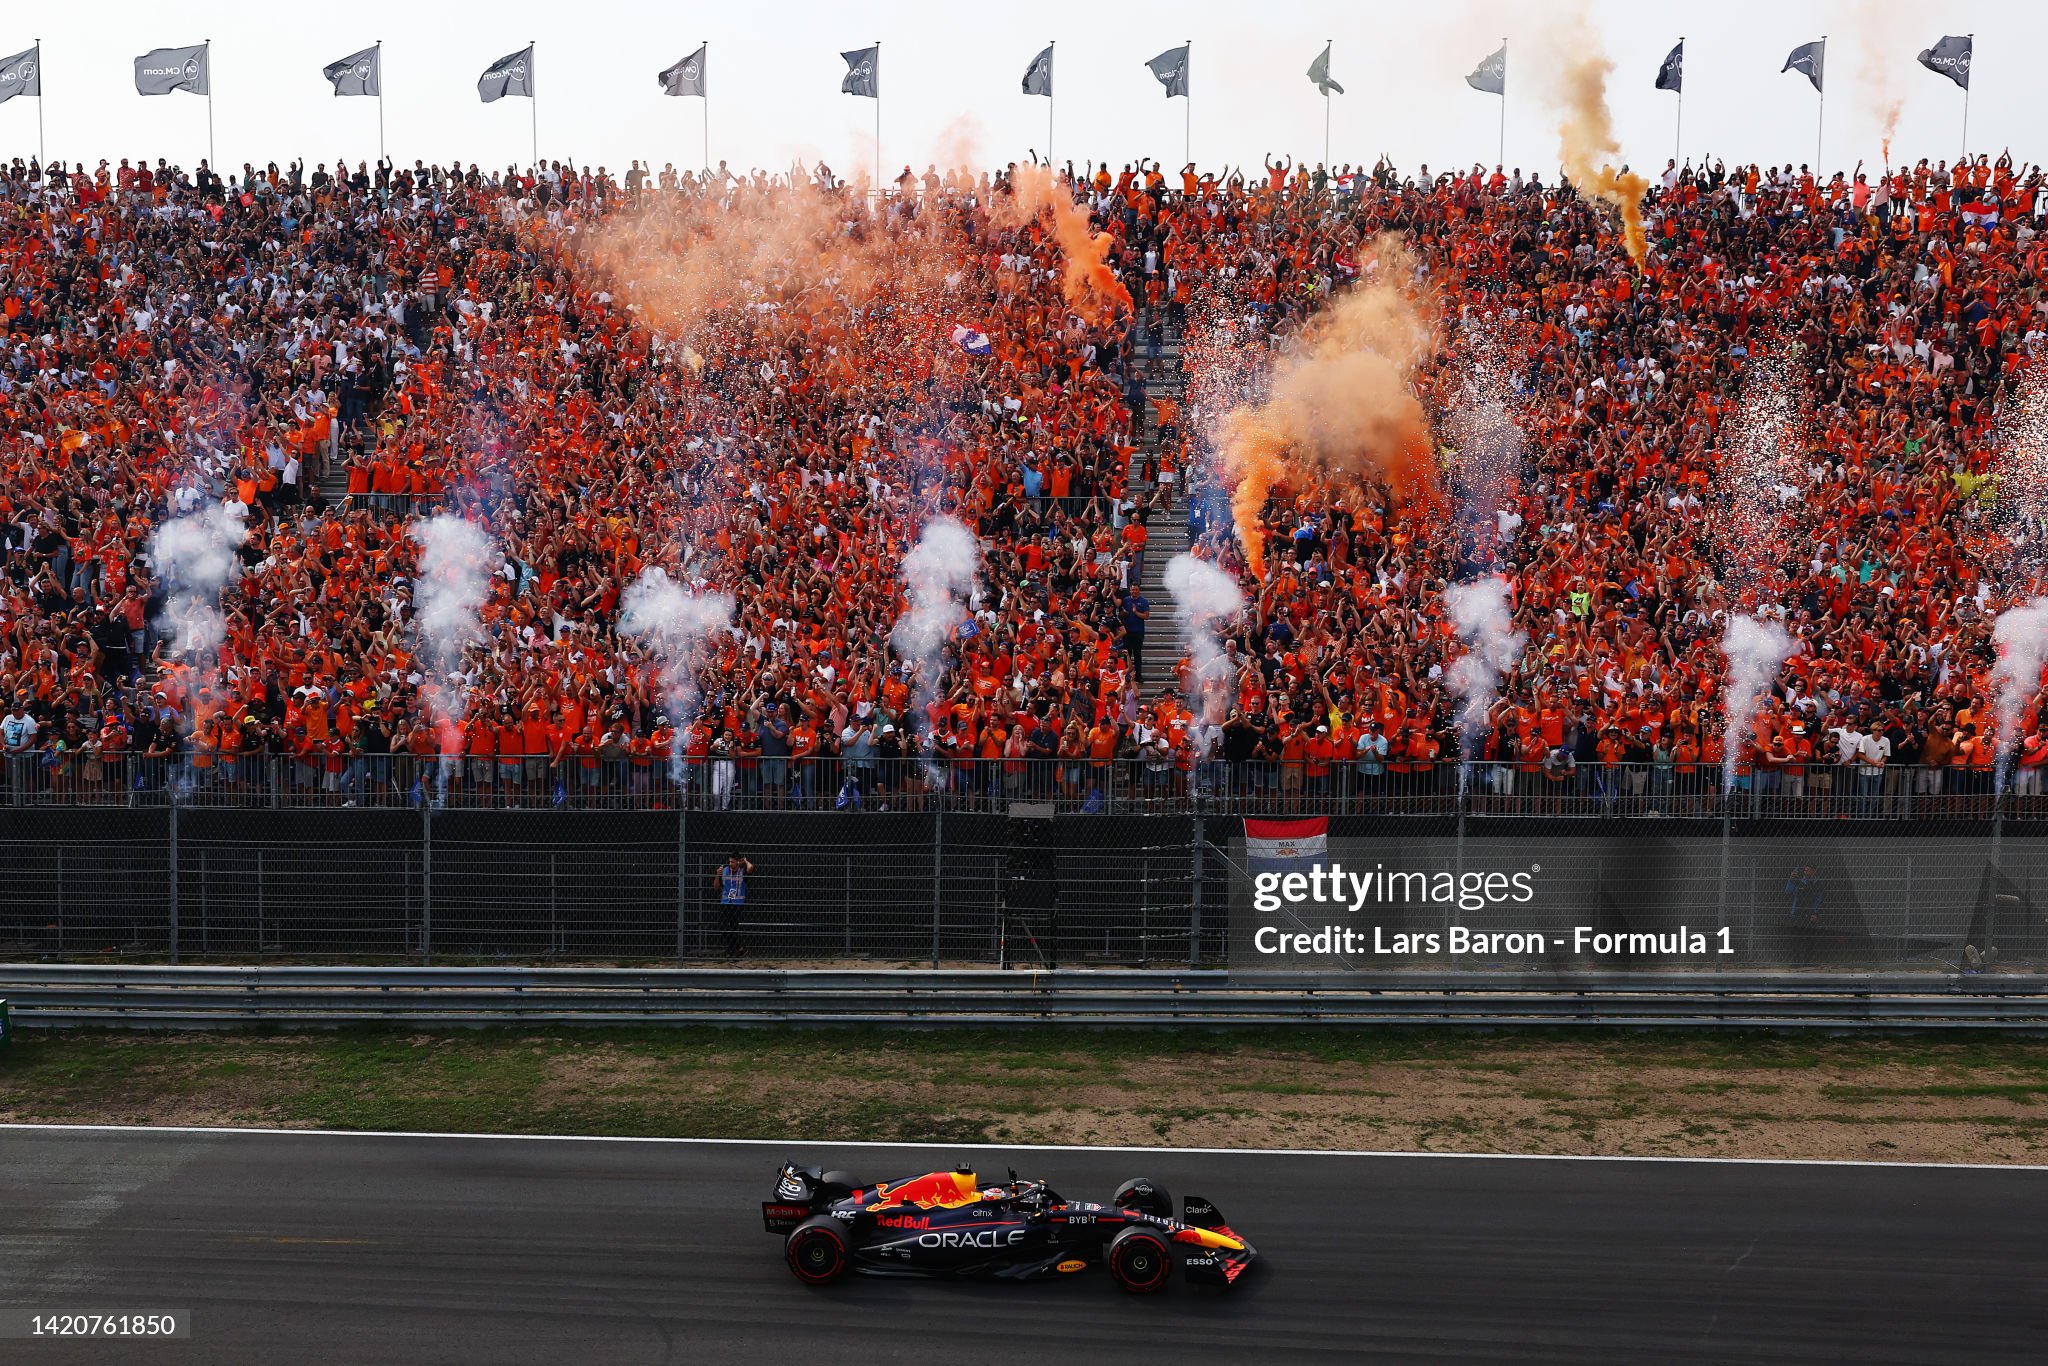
[716,852,755,957]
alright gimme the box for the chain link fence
[0,754,2031,823]
[3,804,2043,972]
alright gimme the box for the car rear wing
[762,1199,815,1233]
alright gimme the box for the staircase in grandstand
[1132,318,1190,689]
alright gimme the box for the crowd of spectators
[0,146,2043,812]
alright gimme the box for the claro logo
[917,1229,1025,1249]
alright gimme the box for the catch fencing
[3,804,2047,973]
[0,755,2021,821]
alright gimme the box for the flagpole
[35,39,43,166]
[1184,38,1191,169]
[1957,34,1974,161]
[1815,35,1825,171]
[874,39,882,204]
[1047,40,1054,167]
[1324,38,1332,170]
[377,41,385,165]
[1497,37,1507,168]
[703,42,710,176]
[530,40,538,172]
[1674,37,1684,167]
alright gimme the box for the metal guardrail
[3,966,2044,1030]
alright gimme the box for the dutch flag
[1245,817,1329,872]
[950,324,992,356]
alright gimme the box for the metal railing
[2,964,2042,1031]
[0,754,2019,821]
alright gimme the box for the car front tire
[1106,1226,1173,1294]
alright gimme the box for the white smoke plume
[890,516,981,747]
[620,566,736,781]
[409,515,497,754]
[1443,576,1527,764]
[150,504,248,663]
[1721,614,1794,793]
[1992,598,2048,793]
[1164,553,1245,756]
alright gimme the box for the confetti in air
[1990,374,2048,791]
[1714,355,1806,791]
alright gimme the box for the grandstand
[1,150,2044,820]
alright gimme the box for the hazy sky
[3,1,2038,180]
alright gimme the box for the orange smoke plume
[1002,165,1134,325]
[1212,237,1441,579]
[1555,43,1649,266]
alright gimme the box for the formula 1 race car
[762,1160,1256,1293]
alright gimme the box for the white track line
[1,1123,2043,1173]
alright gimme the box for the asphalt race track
[2,1127,2044,1364]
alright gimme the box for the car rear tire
[785,1216,852,1285]
[1107,1226,1173,1294]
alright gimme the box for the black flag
[1466,45,1506,96]
[478,46,534,102]
[1655,40,1683,93]
[323,46,380,98]
[660,46,706,97]
[1021,44,1053,97]
[1782,40,1824,94]
[840,46,878,98]
[0,46,38,104]
[1917,35,1972,90]
[1146,45,1188,98]
[1307,42,1343,96]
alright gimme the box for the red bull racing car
[762,1160,1256,1293]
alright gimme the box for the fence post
[675,804,688,967]
[54,847,64,956]
[1188,809,1205,968]
[931,804,943,968]
[844,854,853,957]
[421,803,433,965]
[167,802,179,964]
[255,849,263,958]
